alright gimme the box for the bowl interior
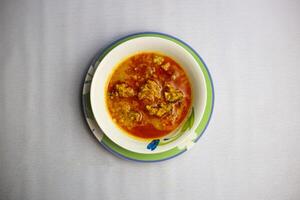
[90,36,207,154]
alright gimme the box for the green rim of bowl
[82,32,214,162]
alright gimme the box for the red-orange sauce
[106,52,192,139]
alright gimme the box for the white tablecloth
[1,0,300,199]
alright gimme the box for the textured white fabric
[1,0,300,200]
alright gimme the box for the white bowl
[90,35,207,154]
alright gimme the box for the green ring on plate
[82,32,214,162]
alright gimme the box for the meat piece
[128,110,143,122]
[161,62,170,71]
[146,103,173,117]
[115,102,142,127]
[118,101,131,113]
[145,66,156,79]
[121,109,142,126]
[114,83,135,97]
[153,55,164,65]
[164,84,184,102]
[138,80,162,102]
[147,66,155,75]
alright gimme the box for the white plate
[90,35,207,154]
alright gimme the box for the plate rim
[82,32,214,162]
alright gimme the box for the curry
[106,52,192,139]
